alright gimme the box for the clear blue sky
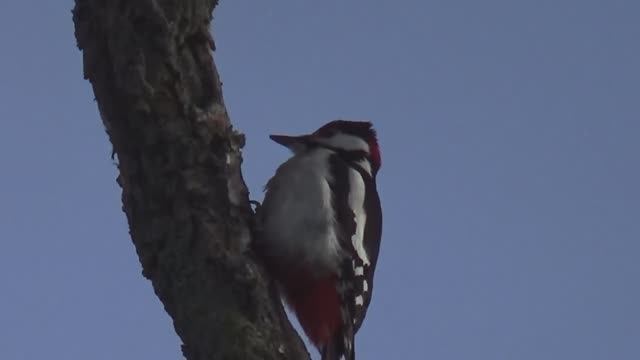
[1,0,639,359]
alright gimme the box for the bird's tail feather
[321,332,355,360]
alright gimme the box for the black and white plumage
[255,120,382,360]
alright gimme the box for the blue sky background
[1,0,639,359]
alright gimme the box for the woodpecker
[255,120,382,360]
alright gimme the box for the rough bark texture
[72,1,309,359]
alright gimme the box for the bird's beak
[269,134,313,149]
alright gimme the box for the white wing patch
[347,167,369,265]
[354,265,364,276]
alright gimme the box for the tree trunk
[72,1,309,359]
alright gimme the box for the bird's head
[270,120,381,175]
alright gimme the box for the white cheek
[322,133,370,153]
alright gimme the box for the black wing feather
[328,154,383,334]
[354,172,382,332]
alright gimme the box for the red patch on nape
[368,138,382,174]
[281,272,342,348]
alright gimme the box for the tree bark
[72,1,309,359]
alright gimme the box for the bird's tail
[321,331,355,360]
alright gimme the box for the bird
[254,120,383,360]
